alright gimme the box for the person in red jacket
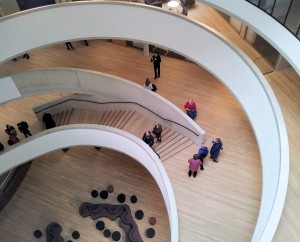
[184,99,197,120]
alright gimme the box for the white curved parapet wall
[0,68,205,144]
[198,0,300,76]
[0,2,289,242]
[0,124,178,242]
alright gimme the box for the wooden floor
[0,2,299,242]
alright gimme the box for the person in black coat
[151,52,161,79]
[17,121,32,138]
[42,112,56,130]
[210,138,223,162]
[142,131,154,147]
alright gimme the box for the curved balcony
[0,2,289,242]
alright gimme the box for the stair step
[161,140,195,162]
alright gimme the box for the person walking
[188,154,202,178]
[142,131,154,147]
[152,124,162,142]
[17,121,32,138]
[151,52,161,79]
[210,138,223,162]
[197,143,208,170]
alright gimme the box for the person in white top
[144,78,157,92]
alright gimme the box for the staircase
[50,108,195,162]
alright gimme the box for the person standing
[142,131,154,147]
[42,112,56,130]
[197,143,208,170]
[210,138,223,162]
[151,52,161,79]
[152,124,162,142]
[188,154,202,178]
[17,121,32,138]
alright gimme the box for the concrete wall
[0,2,290,242]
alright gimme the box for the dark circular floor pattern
[33,229,42,238]
[146,228,156,238]
[99,190,108,199]
[117,193,126,203]
[67,241,73,242]
[103,229,111,238]
[72,231,80,240]
[130,195,137,204]
[96,220,105,231]
[112,231,121,241]
[91,190,98,198]
[135,210,144,220]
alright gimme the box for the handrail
[245,0,300,40]
[34,98,200,137]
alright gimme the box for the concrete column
[143,43,149,57]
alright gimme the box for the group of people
[3,121,32,147]
[0,112,56,151]
[188,138,223,178]
[142,124,162,147]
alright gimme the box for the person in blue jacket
[142,131,154,147]
[210,138,223,162]
[197,143,208,170]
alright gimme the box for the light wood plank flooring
[0,2,299,242]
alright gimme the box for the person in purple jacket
[188,154,202,178]
[210,138,223,162]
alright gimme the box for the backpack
[152,84,157,92]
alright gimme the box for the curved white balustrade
[198,0,300,76]
[0,68,205,144]
[0,2,289,242]
[0,124,178,241]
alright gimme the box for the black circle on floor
[100,190,108,199]
[135,210,144,220]
[72,231,80,240]
[130,195,137,203]
[67,241,73,242]
[103,229,111,238]
[91,189,98,198]
[117,193,126,203]
[33,229,42,238]
[146,228,155,238]
[96,220,105,231]
[112,231,121,241]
